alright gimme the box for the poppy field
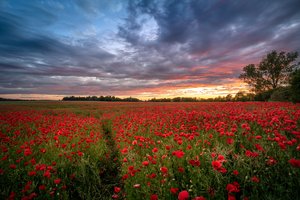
[0,102,300,200]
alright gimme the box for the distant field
[0,101,299,200]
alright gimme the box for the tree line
[61,94,259,102]
[62,96,140,102]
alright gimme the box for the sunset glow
[1,0,300,100]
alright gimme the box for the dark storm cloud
[118,0,300,81]
[0,2,115,83]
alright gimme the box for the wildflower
[170,187,179,194]
[267,157,277,166]
[30,158,36,165]
[114,187,121,193]
[232,170,239,176]
[178,167,185,173]
[160,166,168,174]
[39,185,46,190]
[43,170,51,178]
[53,135,59,141]
[24,148,32,156]
[212,160,222,170]
[255,144,264,152]
[148,173,156,179]
[152,148,158,153]
[150,194,158,200]
[40,148,46,153]
[226,183,240,193]
[8,191,16,200]
[142,161,149,166]
[189,159,200,167]
[54,178,61,184]
[178,190,189,200]
[28,171,36,176]
[9,164,16,170]
[172,150,185,158]
[228,194,236,200]
[251,176,260,183]
[289,158,300,168]
[226,138,234,145]
[194,196,206,200]
[121,148,128,154]
[217,155,226,162]
[128,166,134,171]
[122,174,129,180]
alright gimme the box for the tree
[290,69,300,103]
[234,91,247,101]
[269,87,292,102]
[239,50,298,93]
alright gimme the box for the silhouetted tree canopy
[239,50,299,93]
[62,96,140,102]
[290,69,300,103]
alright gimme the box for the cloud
[114,0,300,88]
[1,0,300,98]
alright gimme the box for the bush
[269,87,292,102]
[254,90,274,101]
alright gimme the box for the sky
[1,0,300,100]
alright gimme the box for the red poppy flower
[148,173,156,179]
[24,148,32,156]
[43,170,51,178]
[212,160,222,170]
[251,176,260,183]
[121,148,128,154]
[40,148,46,153]
[178,167,185,173]
[189,159,200,167]
[150,194,158,200]
[142,161,149,166]
[289,158,300,168]
[170,187,179,194]
[232,170,239,176]
[152,148,158,153]
[172,150,185,158]
[226,183,240,193]
[54,178,61,184]
[226,138,234,145]
[39,185,46,190]
[28,171,36,176]
[228,194,236,200]
[9,164,16,170]
[114,186,121,193]
[194,196,206,200]
[178,190,189,200]
[160,166,168,174]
